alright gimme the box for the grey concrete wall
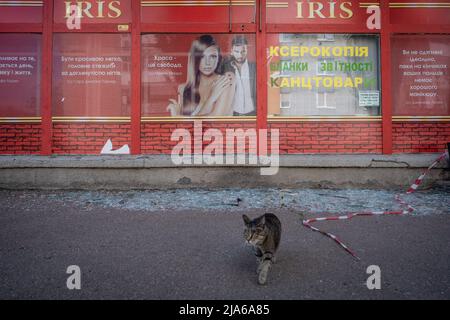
[0,154,448,190]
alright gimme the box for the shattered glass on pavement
[10,185,449,216]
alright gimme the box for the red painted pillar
[40,0,54,155]
[256,0,268,154]
[380,0,392,154]
[131,0,141,154]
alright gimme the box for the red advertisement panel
[389,0,450,25]
[0,0,43,23]
[141,0,255,24]
[392,35,450,116]
[266,0,372,26]
[54,0,131,24]
[142,33,256,117]
[52,33,131,117]
[0,33,41,117]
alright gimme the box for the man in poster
[228,35,256,116]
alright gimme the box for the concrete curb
[0,154,448,190]
[0,153,447,168]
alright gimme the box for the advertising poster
[0,33,41,117]
[391,35,449,116]
[52,33,131,117]
[141,34,256,117]
[267,34,380,116]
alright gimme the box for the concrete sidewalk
[0,153,449,189]
[0,190,449,299]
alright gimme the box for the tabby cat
[242,213,282,285]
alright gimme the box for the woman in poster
[167,35,235,116]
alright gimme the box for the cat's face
[243,214,267,245]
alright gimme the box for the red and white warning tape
[302,151,449,260]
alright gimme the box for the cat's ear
[259,215,266,226]
[242,214,251,225]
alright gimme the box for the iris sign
[64,1,123,19]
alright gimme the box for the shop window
[391,34,450,116]
[0,33,41,117]
[141,33,256,117]
[267,34,380,117]
[52,33,131,117]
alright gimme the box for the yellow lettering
[360,47,369,57]
[344,46,354,56]
[309,2,326,18]
[280,77,290,88]
[65,1,73,18]
[280,46,289,57]
[300,46,309,57]
[108,0,122,18]
[339,2,353,19]
[332,47,343,56]
[269,46,279,57]
[97,1,105,18]
[323,77,333,88]
[310,47,321,57]
[329,1,336,18]
[79,2,94,19]
[344,77,354,87]
[290,77,301,87]
[296,1,303,18]
[302,77,312,89]
[312,76,322,87]
[334,77,342,87]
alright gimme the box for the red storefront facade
[0,0,449,156]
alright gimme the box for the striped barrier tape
[302,151,449,260]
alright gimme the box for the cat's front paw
[258,268,268,285]
[257,261,271,285]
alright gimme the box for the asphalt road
[1,191,449,300]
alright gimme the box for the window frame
[267,32,381,117]
[1,0,448,155]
